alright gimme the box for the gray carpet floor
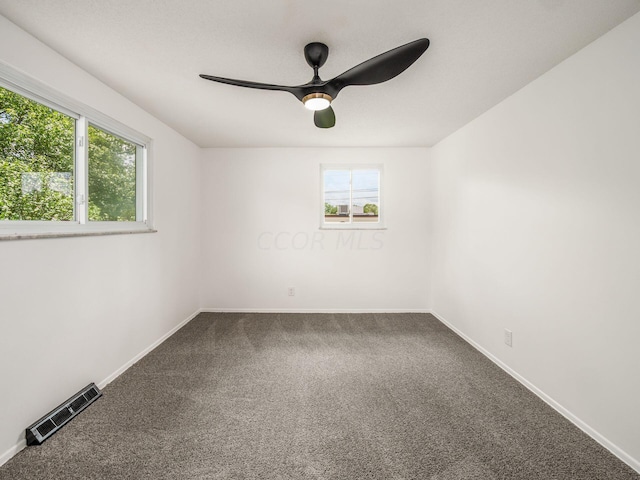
[1,313,638,479]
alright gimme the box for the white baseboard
[430,310,640,474]
[97,308,201,389]
[200,308,430,314]
[0,440,25,468]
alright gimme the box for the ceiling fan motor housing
[304,42,329,68]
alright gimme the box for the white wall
[430,12,640,470]
[0,15,202,462]
[200,148,430,311]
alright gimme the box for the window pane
[0,86,75,221]
[88,124,137,221]
[352,169,379,223]
[323,170,351,223]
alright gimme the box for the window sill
[319,226,388,231]
[0,228,157,241]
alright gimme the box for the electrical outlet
[504,329,513,347]
[288,287,295,296]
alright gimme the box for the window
[321,165,383,228]
[0,65,151,238]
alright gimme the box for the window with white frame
[321,165,383,228]
[0,66,151,238]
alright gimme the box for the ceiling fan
[199,38,430,129]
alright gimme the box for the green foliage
[1,86,137,222]
[0,160,74,220]
[363,203,378,215]
[324,202,338,215]
[0,87,74,220]
[88,125,136,221]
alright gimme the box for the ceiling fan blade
[314,106,336,128]
[199,74,305,100]
[326,38,429,97]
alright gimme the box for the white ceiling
[0,0,639,148]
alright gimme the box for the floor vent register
[26,383,102,445]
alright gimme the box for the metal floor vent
[26,383,102,445]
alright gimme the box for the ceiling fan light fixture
[200,38,430,129]
[302,93,332,111]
